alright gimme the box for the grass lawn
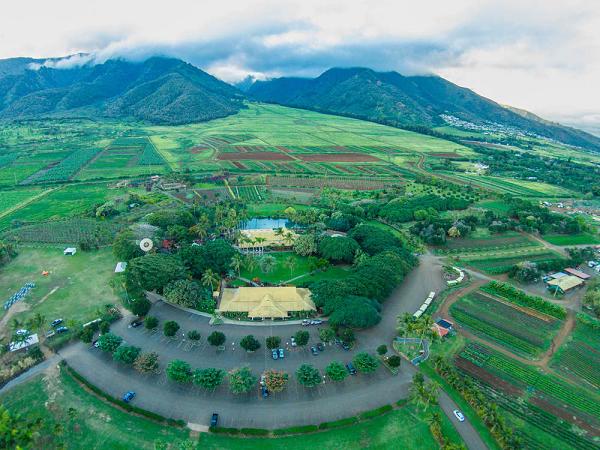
[240,252,311,284]
[0,247,119,325]
[476,200,512,215]
[542,232,600,245]
[200,407,444,450]
[296,264,352,285]
[0,368,190,450]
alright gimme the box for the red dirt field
[455,357,523,397]
[217,152,293,161]
[297,153,380,162]
[189,146,210,154]
[429,152,462,159]
[232,161,247,169]
[233,145,266,152]
[529,396,599,433]
[335,164,353,174]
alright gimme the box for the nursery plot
[3,218,122,245]
[450,292,560,357]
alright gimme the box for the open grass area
[240,252,311,284]
[0,247,119,325]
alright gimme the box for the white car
[290,337,297,347]
[453,410,465,422]
[260,375,266,386]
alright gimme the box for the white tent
[64,247,77,256]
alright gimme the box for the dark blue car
[122,391,136,403]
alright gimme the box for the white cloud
[1,0,599,125]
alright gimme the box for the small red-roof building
[432,323,450,338]
[564,268,591,280]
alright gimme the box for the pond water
[241,218,294,230]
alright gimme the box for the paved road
[58,253,487,448]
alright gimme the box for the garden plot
[3,218,122,245]
[456,343,600,450]
[550,318,600,390]
[460,247,563,274]
[450,292,561,358]
[267,175,400,191]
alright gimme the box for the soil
[429,152,462,158]
[217,152,293,161]
[189,146,210,154]
[529,395,600,433]
[455,357,523,397]
[232,161,247,169]
[297,153,380,162]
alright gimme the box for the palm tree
[10,318,23,333]
[283,231,295,246]
[259,255,277,274]
[254,237,267,254]
[201,269,220,292]
[244,254,257,273]
[11,329,32,347]
[26,313,46,334]
[274,227,284,238]
[230,254,244,277]
[284,255,297,277]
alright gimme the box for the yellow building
[547,275,584,294]
[217,286,315,319]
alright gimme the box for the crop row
[481,281,566,319]
[26,148,102,183]
[466,375,597,450]
[552,347,600,389]
[3,218,121,245]
[476,346,600,418]
[235,186,264,201]
[451,307,543,357]
[0,153,18,168]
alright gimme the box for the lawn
[476,200,512,215]
[240,252,312,284]
[0,247,119,325]
[200,407,444,450]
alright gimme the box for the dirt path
[520,231,568,258]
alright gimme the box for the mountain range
[0,56,598,151]
[248,67,600,151]
[0,57,244,124]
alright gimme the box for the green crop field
[542,233,600,246]
[456,342,600,450]
[459,247,563,274]
[436,229,537,254]
[550,318,600,390]
[450,292,561,358]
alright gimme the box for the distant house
[63,247,76,256]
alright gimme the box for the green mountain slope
[248,67,600,151]
[0,57,245,124]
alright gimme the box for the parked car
[261,386,269,398]
[290,337,297,347]
[50,319,63,328]
[211,413,219,427]
[45,330,56,338]
[310,319,323,325]
[346,362,357,375]
[310,346,319,356]
[129,319,143,328]
[271,349,279,360]
[122,391,136,403]
[453,410,465,422]
[588,261,597,268]
[55,326,69,334]
[278,348,285,358]
[301,319,311,326]
[316,342,325,352]
[92,339,99,348]
[260,374,266,386]
[341,342,351,351]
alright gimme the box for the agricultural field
[458,247,563,274]
[450,291,561,358]
[0,247,119,325]
[456,342,600,450]
[0,183,126,231]
[3,218,123,245]
[435,229,537,255]
[550,317,600,390]
[541,232,600,246]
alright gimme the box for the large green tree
[228,367,257,394]
[193,368,226,391]
[325,361,348,382]
[96,333,122,353]
[126,254,187,294]
[353,352,380,374]
[296,364,321,387]
[264,369,289,393]
[240,335,261,352]
[163,279,205,308]
[112,230,144,262]
[318,236,360,263]
[166,360,192,383]
[207,331,226,346]
[113,345,141,365]
[293,233,318,256]
[133,352,159,373]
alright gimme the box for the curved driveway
[60,254,486,448]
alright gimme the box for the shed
[564,268,591,280]
[114,262,127,273]
[549,272,568,279]
[9,331,39,352]
[436,319,454,330]
[432,323,450,338]
[547,275,584,294]
[63,247,76,256]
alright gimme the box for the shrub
[166,360,192,383]
[144,316,159,329]
[240,335,261,352]
[294,330,309,346]
[193,368,225,390]
[163,321,180,337]
[96,333,122,353]
[78,326,94,343]
[187,330,201,341]
[353,352,379,373]
[228,367,257,394]
[376,344,388,355]
[265,336,281,349]
[359,404,393,420]
[325,361,348,382]
[113,345,141,365]
[387,355,401,368]
[134,352,159,373]
[296,364,321,387]
[208,331,226,346]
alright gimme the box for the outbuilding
[546,275,584,294]
[564,268,591,280]
[63,247,76,256]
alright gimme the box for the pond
[241,218,294,230]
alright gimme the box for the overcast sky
[1,0,598,130]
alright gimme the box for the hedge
[61,362,185,427]
[209,427,240,435]
[317,416,358,430]
[358,404,393,420]
[240,428,270,436]
[273,425,319,435]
